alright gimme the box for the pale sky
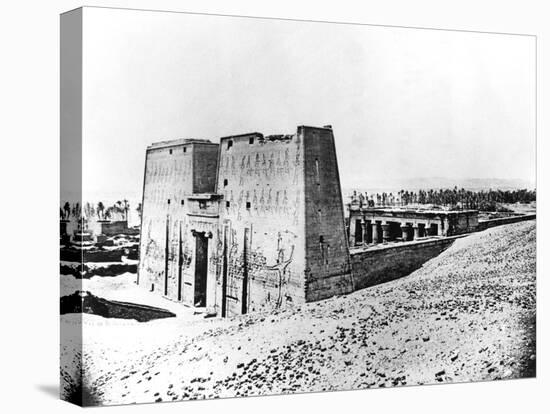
[81,7,536,205]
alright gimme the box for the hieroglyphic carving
[211,227,224,281]
[226,228,241,299]
[264,231,296,308]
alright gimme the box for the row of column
[351,219,445,247]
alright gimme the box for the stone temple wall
[350,237,458,290]
[137,139,219,304]
[138,126,352,317]
[302,126,354,301]
[215,131,307,316]
[214,126,353,316]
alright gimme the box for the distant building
[91,220,129,237]
[137,126,354,317]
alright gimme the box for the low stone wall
[349,213,536,291]
[350,237,460,290]
[98,220,128,236]
[60,291,176,322]
[60,263,137,279]
[477,214,536,231]
[60,248,124,263]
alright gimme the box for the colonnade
[349,216,449,247]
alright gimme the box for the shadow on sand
[36,384,59,399]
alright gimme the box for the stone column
[371,222,379,244]
[401,224,409,241]
[413,225,420,240]
[361,220,368,245]
[381,223,390,244]
[443,218,450,236]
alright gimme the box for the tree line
[60,200,142,221]
[349,187,536,211]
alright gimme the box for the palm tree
[123,199,130,221]
[63,202,71,219]
[114,200,124,220]
[71,202,80,219]
[97,201,105,220]
[84,202,92,218]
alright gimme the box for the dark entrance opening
[403,223,414,241]
[374,221,383,243]
[354,219,362,245]
[427,223,438,236]
[418,223,428,237]
[388,221,402,241]
[194,233,208,307]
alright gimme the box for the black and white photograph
[57,6,539,407]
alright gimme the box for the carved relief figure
[265,231,296,308]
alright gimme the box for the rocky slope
[74,220,536,405]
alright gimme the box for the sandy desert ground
[60,220,536,405]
